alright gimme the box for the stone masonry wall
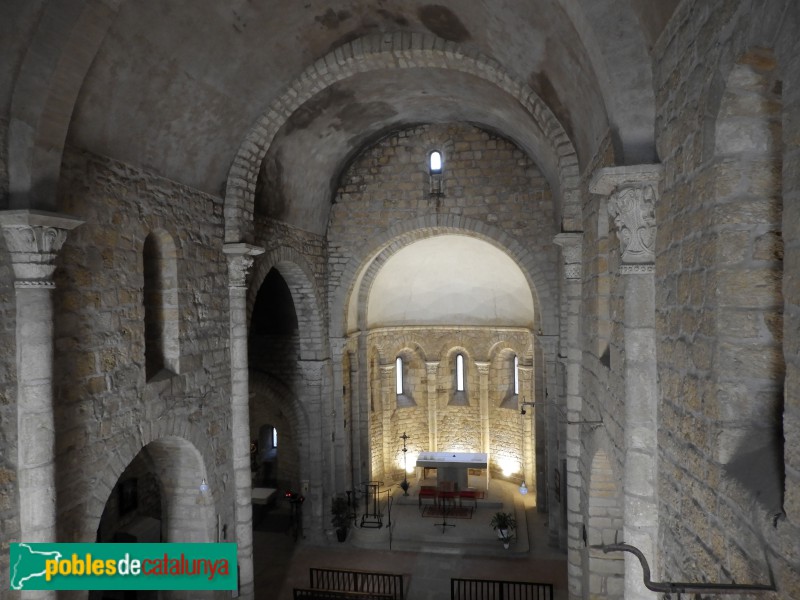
[327,122,557,319]
[0,117,8,209]
[653,0,799,593]
[0,117,19,590]
[52,147,235,546]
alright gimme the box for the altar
[415,451,488,490]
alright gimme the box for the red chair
[418,485,437,510]
[437,481,458,509]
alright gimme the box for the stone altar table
[416,451,488,490]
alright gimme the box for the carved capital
[298,359,326,383]
[425,362,440,376]
[0,210,83,288]
[590,165,663,273]
[223,243,265,288]
[553,232,583,280]
[475,361,491,376]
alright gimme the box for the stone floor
[253,478,568,599]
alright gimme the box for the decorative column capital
[553,232,583,280]
[590,165,663,274]
[0,210,83,288]
[536,334,559,357]
[379,364,395,381]
[298,359,327,383]
[425,361,439,376]
[223,243,265,288]
[475,361,491,376]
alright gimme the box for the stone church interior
[2,0,799,598]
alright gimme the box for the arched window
[456,354,465,392]
[429,150,443,174]
[513,355,519,395]
[429,150,444,196]
[395,356,404,395]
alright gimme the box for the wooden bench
[451,578,553,600]
[294,589,393,600]
[309,567,405,600]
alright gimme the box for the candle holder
[400,432,410,496]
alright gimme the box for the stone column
[222,242,263,600]
[553,232,583,600]
[330,337,348,491]
[0,210,82,600]
[425,362,439,451]
[591,165,662,600]
[537,335,560,531]
[347,345,366,487]
[355,333,371,484]
[380,364,395,477]
[518,364,534,489]
[298,358,327,543]
[476,361,491,457]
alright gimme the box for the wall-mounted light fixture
[518,481,528,495]
[199,478,210,494]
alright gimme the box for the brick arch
[83,432,216,544]
[487,338,533,365]
[247,246,327,361]
[331,217,554,337]
[250,371,311,487]
[223,32,580,244]
[372,336,431,365]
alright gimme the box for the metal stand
[400,432,410,495]
[360,481,384,528]
[433,497,455,533]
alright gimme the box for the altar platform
[348,477,534,557]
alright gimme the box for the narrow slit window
[514,355,519,395]
[456,354,465,392]
[429,151,442,174]
[396,357,404,395]
[272,427,278,449]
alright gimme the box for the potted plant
[330,496,350,542]
[490,511,517,548]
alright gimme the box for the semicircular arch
[330,216,555,338]
[223,32,580,244]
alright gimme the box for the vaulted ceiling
[3,0,678,233]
